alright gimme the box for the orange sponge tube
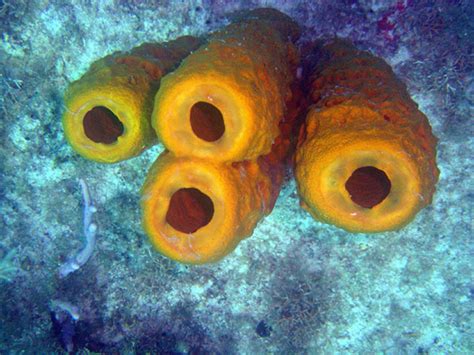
[152,8,300,162]
[141,151,284,264]
[295,40,439,232]
[62,36,201,163]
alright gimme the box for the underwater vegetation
[0,0,472,353]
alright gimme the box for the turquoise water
[0,1,472,353]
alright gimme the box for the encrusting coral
[295,40,439,233]
[62,36,202,163]
[62,10,439,263]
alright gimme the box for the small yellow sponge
[62,36,201,163]
[295,40,439,232]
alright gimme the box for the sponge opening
[166,187,214,233]
[83,106,124,144]
[190,101,225,142]
[345,166,391,208]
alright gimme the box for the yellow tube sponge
[141,152,278,264]
[62,36,202,163]
[152,8,300,162]
[295,40,439,232]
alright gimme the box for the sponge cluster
[62,10,439,264]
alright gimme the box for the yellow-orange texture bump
[62,36,201,163]
[152,8,300,162]
[295,40,439,232]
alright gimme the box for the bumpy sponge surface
[152,8,300,162]
[141,152,281,264]
[295,40,439,233]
